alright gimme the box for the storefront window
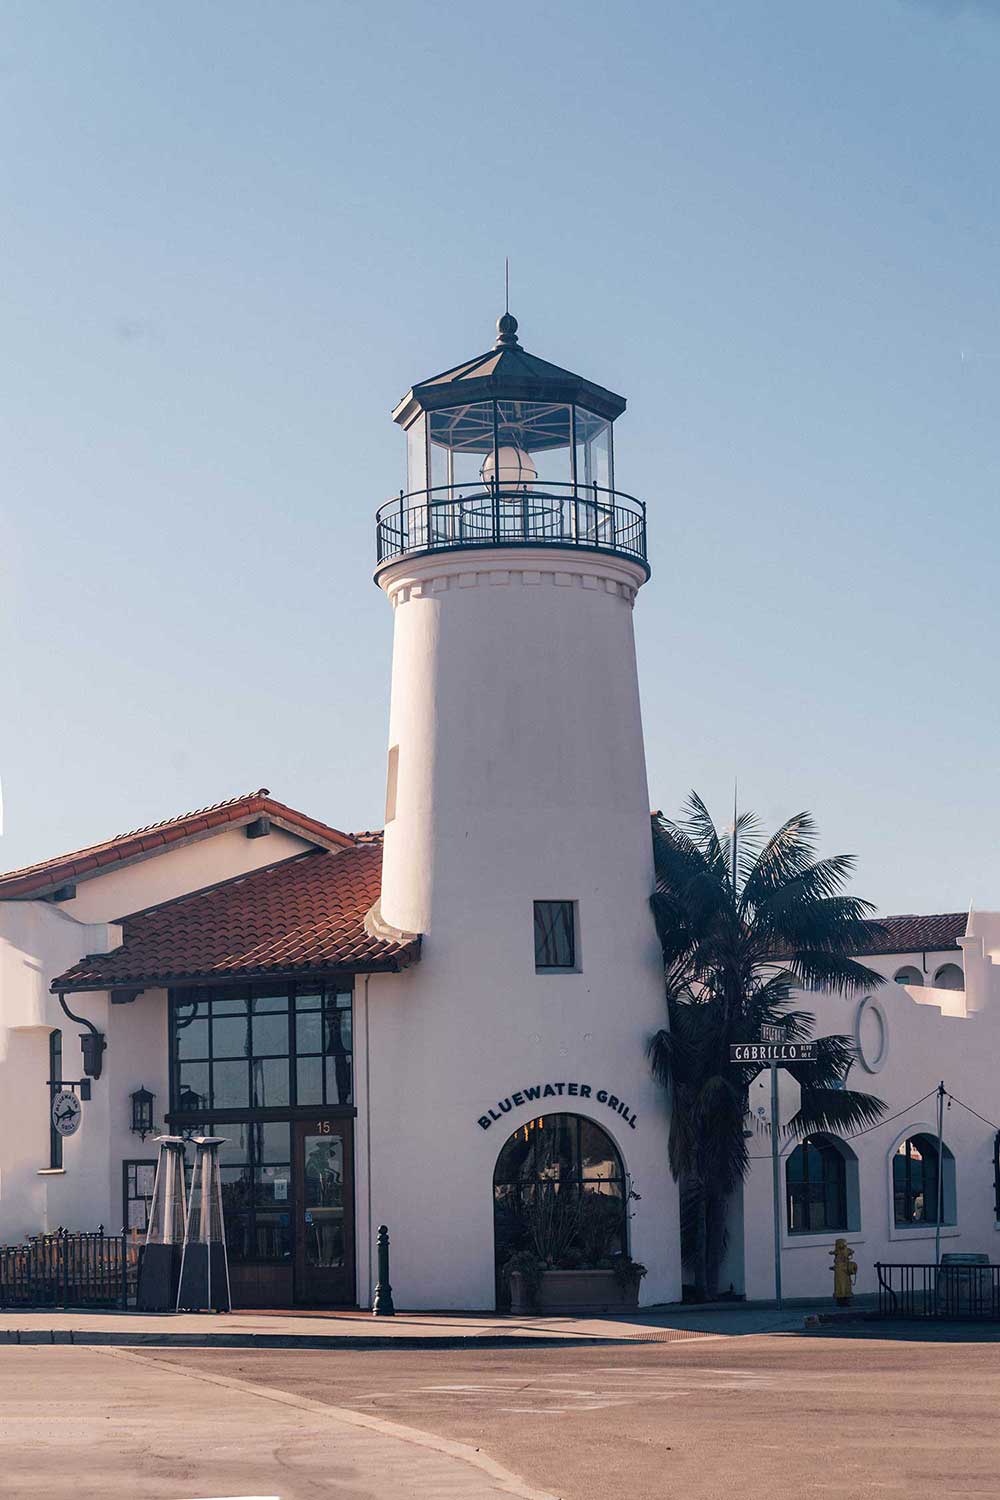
[493,1114,627,1282]
[170,985,353,1112]
[185,1120,292,1263]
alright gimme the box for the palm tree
[648,793,887,1300]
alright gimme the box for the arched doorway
[493,1113,627,1308]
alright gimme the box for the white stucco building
[1,313,998,1310]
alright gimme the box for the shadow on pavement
[800,1319,1000,1343]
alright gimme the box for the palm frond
[788,952,886,996]
[786,1085,886,1140]
[740,811,818,906]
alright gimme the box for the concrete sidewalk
[0,1301,843,1348]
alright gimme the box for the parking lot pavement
[0,1345,556,1499]
[144,1332,1000,1500]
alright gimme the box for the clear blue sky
[3,0,999,915]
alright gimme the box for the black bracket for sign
[47,1077,92,1101]
[58,993,106,1080]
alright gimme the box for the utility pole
[771,1060,782,1310]
[935,1080,945,1268]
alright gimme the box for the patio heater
[136,1136,188,1312]
[176,1136,232,1312]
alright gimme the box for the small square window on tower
[534,901,578,972]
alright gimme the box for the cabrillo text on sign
[729,1042,817,1063]
[478,1083,638,1130]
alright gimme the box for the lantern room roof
[391,313,627,429]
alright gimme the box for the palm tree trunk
[693,1188,709,1301]
[705,1189,727,1299]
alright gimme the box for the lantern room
[375,313,648,577]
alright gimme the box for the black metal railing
[0,1228,141,1309]
[374,480,648,573]
[874,1261,1000,1320]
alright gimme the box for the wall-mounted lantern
[129,1085,156,1140]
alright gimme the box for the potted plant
[501,1181,646,1315]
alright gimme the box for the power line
[845,1087,940,1140]
[744,1085,940,1158]
[745,1084,1000,1160]
[946,1091,1000,1135]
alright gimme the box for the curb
[0,1328,635,1350]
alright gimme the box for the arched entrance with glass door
[492,1113,628,1309]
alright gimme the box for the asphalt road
[3,1330,998,1498]
[146,1332,1000,1499]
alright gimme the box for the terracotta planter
[509,1267,640,1316]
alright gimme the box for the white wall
[369,547,680,1309]
[741,946,1000,1301]
[0,822,309,1244]
[66,825,310,922]
[39,988,170,1236]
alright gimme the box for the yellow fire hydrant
[830,1238,857,1306]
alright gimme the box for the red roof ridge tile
[0,790,356,901]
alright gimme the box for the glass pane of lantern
[406,413,426,494]
[496,400,572,486]
[574,408,611,490]
[493,401,570,542]
[428,403,494,493]
[574,409,613,543]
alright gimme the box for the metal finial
[495,310,519,347]
[505,256,509,314]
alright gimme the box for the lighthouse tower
[362,312,679,1310]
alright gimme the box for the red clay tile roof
[51,843,418,992]
[854,912,966,956]
[0,790,355,901]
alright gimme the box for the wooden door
[293,1117,355,1305]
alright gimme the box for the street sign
[730,1041,816,1063]
[732,1032,818,1312]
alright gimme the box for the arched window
[933,963,964,991]
[786,1136,849,1234]
[894,1134,954,1224]
[493,1115,626,1275]
[894,966,923,986]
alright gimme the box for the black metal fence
[0,1228,141,1309]
[375,480,648,573]
[875,1261,1000,1320]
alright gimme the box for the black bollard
[372,1223,395,1316]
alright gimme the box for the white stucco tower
[363,312,680,1310]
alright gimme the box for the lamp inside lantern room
[129,1085,156,1140]
[480,443,537,493]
